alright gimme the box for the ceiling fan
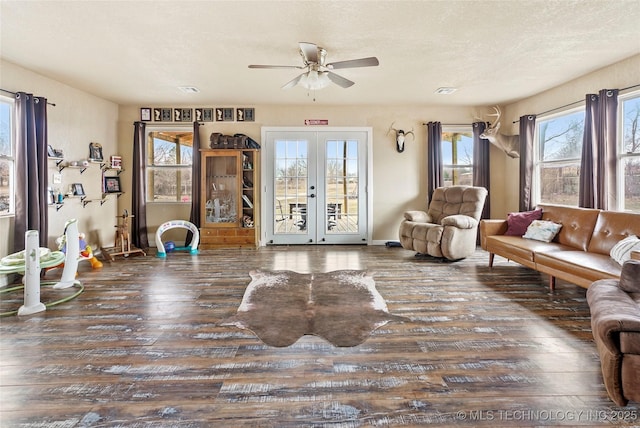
[248,42,379,91]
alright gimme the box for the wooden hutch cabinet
[199,149,260,248]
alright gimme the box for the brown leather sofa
[480,204,640,291]
[587,260,640,406]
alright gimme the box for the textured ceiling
[1,0,639,107]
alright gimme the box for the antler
[486,105,502,128]
[387,121,398,136]
[405,128,415,140]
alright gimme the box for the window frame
[441,125,474,187]
[616,89,640,212]
[0,95,15,217]
[145,126,194,204]
[532,105,585,207]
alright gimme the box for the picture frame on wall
[110,155,122,170]
[140,107,152,121]
[154,108,173,122]
[72,183,85,197]
[104,176,122,193]
[195,108,214,122]
[89,142,103,161]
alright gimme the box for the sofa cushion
[588,210,640,255]
[619,260,640,293]
[505,209,543,236]
[620,332,640,354]
[538,204,600,251]
[610,235,640,265]
[535,250,622,282]
[523,220,562,242]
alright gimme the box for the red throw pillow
[504,208,543,236]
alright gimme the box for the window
[442,127,473,186]
[147,129,193,202]
[0,96,14,216]
[534,108,585,206]
[619,91,640,211]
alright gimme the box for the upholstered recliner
[587,259,640,406]
[399,185,488,260]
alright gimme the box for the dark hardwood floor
[1,245,639,427]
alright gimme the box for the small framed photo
[195,108,214,122]
[110,155,122,170]
[140,107,152,121]
[237,108,255,122]
[48,144,56,157]
[72,183,85,197]
[89,142,103,161]
[154,108,173,122]
[104,176,122,193]
[215,108,234,122]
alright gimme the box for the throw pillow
[610,235,640,265]
[522,220,562,243]
[619,260,640,293]
[505,208,543,236]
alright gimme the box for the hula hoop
[156,220,199,258]
[0,281,85,317]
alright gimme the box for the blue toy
[155,220,199,258]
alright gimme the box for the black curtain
[518,115,536,211]
[472,121,491,219]
[186,121,202,245]
[426,121,442,203]
[14,92,48,252]
[131,121,149,249]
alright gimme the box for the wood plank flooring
[1,245,639,427]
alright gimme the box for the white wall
[0,60,119,263]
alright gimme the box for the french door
[262,128,370,245]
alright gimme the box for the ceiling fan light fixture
[300,70,331,90]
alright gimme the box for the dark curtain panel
[13,92,48,252]
[519,115,536,211]
[472,121,490,219]
[579,89,619,209]
[131,121,149,249]
[426,121,443,203]
[597,89,618,209]
[579,94,599,208]
[186,121,202,245]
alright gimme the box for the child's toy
[164,241,176,253]
[155,220,199,258]
[101,210,146,261]
[57,231,103,270]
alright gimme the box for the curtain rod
[136,121,203,126]
[511,83,640,123]
[1,88,56,106]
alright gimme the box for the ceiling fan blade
[299,42,319,64]
[327,71,355,88]
[248,64,303,69]
[327,57,379,70]
[281,73,305,90]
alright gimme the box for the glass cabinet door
[203,152,240,226]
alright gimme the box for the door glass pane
[274,139,308,234]
[325,139,358,233]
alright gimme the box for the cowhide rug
[221,269,409,347]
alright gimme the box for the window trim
[532,105,585,207]
[145,125,193,204]
[441,125,474,187]
[0,95,15,217]
[616,89,640,211]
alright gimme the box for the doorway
[262,128,371,245]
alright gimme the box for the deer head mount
[387,122,415,153]
[479,106,520,158]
